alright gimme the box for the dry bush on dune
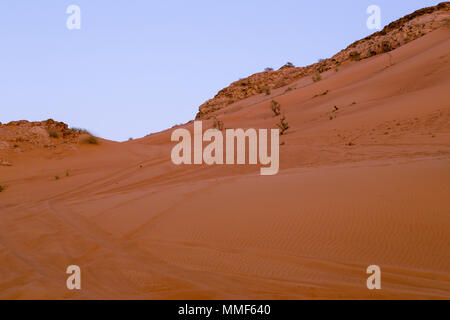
[0,185,5,192]
[271,100,281,116]
[312,73,322,82]
[276,116,290,135]
[81,135,99,145]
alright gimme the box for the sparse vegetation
[270,100,281,117]
[16,136,24,142]
[284,87,293,93]
[265,88,271,96]
[0,185,5,192]
[70,127,90,134]
[351,101,357,105]
[264,67,274,72]
[81,135,99,145]
[48,129,59,139]
[312,73,322,82]
[283,62,295,68]
[381,40,392,53]
[349,51,361,61]
[212,118,224,131]
[276,116,290,135]
[66,170,70,177]
[54,175,60,180]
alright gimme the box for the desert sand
[1,9,450,299]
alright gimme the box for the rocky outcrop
[0,119,87,152]
[196,2,450,120]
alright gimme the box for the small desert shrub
[381,41,392,53]
[265,88,271,96]
[276,116,290,135]
[0,185,5,192]
[16,136,24,142]
[81,135,99,145]
[284,87,293,93]
[212,118,224,131]
[284,62,295,68]
[312,73,322,83]
[349,51,361,61]
[48,129,59,138]
[70,127,90,134]
[54,175,60,180]
[265,67,274,72]
[270,100,281,116]
[444,18,450,27]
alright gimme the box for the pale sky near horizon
[0,0,440,141]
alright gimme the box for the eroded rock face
[195,2,450,120]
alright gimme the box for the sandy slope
[0,28,450,299]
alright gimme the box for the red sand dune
[0,14,450,299]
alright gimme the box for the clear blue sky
[0,0,440,141]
